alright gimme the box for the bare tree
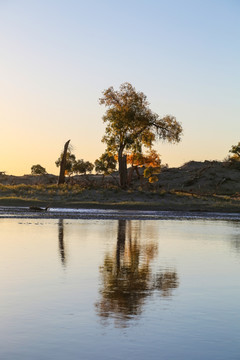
[58,140,71,185]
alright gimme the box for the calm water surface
[0,218,240,359]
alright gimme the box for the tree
[56,142,95,184]
[228,142,240,169]
[99,82,182,188]
[94,152,117,184]
[96,220,179,327]
[143,166,161,184]
[31,164,47,175]
[229,142,240,159]
[72,159,94,185]
[127,149,161,184]
[55,151,76,176]
[73,159,94,175]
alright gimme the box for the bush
[31,164,47,175]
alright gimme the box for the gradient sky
[0,0,239,175]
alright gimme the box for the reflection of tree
[96,220,179,327]
[58,219,66,266]
[224,222,240,254]
[230,231,240,253]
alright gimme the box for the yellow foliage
[127,150,161,168]
[149,176,159,184]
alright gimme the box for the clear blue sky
[0,0,239,175]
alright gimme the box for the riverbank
[0,160,239,214]
[0,187,239,213]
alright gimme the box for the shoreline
[0,187,239,217]
[1,206,240,221]
[0,199,240,212]
[0,194,239,220]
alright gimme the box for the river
[0,214,240,359]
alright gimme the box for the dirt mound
[0,174,57,185]
[158,161,240,194]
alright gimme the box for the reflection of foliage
[58,219,66,266]
[230,227,240,253]
[152,271,178,296]
[96,220,179,327]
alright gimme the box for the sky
[0,0,239,175]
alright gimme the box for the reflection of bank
[58,219,66,266]
[96,220,179,327]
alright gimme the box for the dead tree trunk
[58,140,70,185]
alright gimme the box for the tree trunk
[127,166,134,186]
[118,148,127,189]
[58,140,70,185]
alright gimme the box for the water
[0,217,240,359]
[1,206,240,221]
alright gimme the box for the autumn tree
[99,82,182,189]
[127,149,161,184]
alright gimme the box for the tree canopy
[127,149,161,184]
[94,152,117,176]
[100,82,183,188]
[73,159,94,175]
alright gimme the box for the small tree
[228,142,240,169]
[56,151,76,177]
[31,164,47,175]
[143,166,161,184]
[229,142,240,159]
[127,149,161,185]
[94,152,117,185]
[73,159,94,175]
[73,159,94,184]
